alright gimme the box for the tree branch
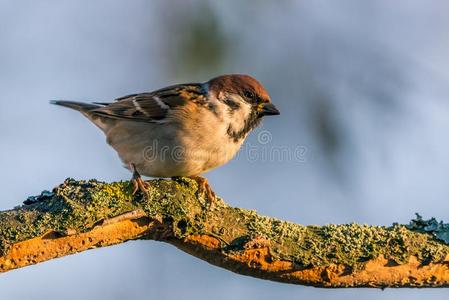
[1,178,448,288]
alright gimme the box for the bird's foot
[130,163,150,196]
[189,176,216,203]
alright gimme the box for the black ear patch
[223,99,240,110]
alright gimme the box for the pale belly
[105,120,243,177]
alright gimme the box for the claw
[189,176,216,203]
[130,163,150,195]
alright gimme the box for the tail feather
[50,100,114,132]
[50,100,100,112]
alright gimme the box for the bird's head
[207,74,280,142]
[208,74,279,117]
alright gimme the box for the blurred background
[1,0,449,299]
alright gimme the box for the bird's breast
[106,116,244,178]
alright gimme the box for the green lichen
[0,178,208,255]
[0,179,135,254]
[214,210,449,270]
[1,179,448,271]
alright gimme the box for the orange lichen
[2,179,449,288]
[0,217,153,272]
[170,234,449,287]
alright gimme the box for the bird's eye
[243,91,254,99]
[244,91,255,100]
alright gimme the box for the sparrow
[51,74,280,201]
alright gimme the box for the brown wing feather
[90,83,206,122]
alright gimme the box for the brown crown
[208,74,271,102]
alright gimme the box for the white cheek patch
[222,94,253,134]
[234,101,251,119]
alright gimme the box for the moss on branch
[1,179,449,287]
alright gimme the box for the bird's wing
[91,83,207,122]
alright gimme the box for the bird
[51,74,280,201]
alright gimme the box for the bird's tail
[50,100,100,112]
[50,100,114,132]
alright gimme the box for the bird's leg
[130,163,150,195]
[189,175,216,202]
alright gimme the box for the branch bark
[1,178,448,288]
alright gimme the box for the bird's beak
[258,103,280,116]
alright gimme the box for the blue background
[1,1,449,299]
